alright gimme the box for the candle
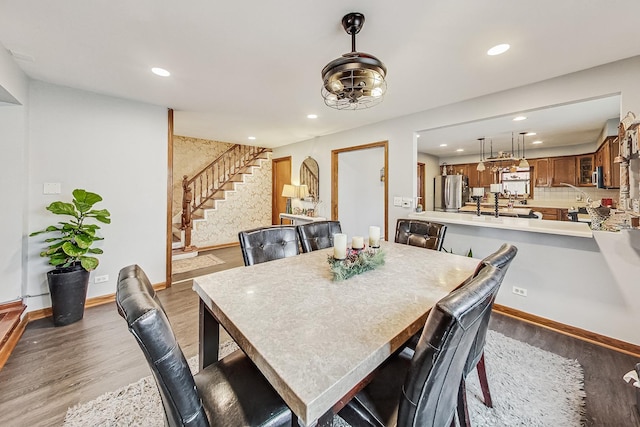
[472,187,484,197]
[352,236,364,249]
[490,183,503,193]
[333,233,347,259]
[369,226,381,248]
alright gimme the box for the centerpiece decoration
[328,231,385,281]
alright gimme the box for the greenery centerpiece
[30,189,111,326]
[327,248,385,281]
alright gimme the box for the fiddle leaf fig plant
[30,189,111,271]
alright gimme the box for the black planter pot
[47,263,90,326]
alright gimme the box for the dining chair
[116,264,292,427]
[296,220,342,253]
[456,243,518,427]
[338,264,507,427]
[394,219,447,251]
[238,225,299,266]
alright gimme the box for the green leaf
[75,234,92,249]
[80,257,99,271]
[47,201,78,217]
[50,258,68,266]
[88,248,103,254]
[73,189,102,206]
[62,241,85,257]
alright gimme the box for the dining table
[193,240,480,427]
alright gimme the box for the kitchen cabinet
[551,156,576,187]
[576,154,594,186]
[534,158,551,186]
[595,136,620,188]
[532,206,560,221]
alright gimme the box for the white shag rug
[172,254,225,274]
[64,330,585,426]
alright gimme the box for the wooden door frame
[272,156,292,224]
[165,108,174,288]
[417,162,425,209]
[331,141,389,241]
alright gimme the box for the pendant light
[519,132,530,169]
[509,132,518,172]
[476,138,486,171]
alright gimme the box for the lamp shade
[281,184,296,198]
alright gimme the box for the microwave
[592,166,605,188]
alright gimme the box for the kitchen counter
[410,211,592,238]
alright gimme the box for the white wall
[418,152,439,212]
[0,46,28,304]
[25,81,167,312]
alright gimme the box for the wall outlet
[94,275,109,284]
[512,286,527,297]
[402,197,412,208]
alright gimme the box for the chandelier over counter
[321,12,387,110]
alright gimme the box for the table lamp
[282,184,296,214]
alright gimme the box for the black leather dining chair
[238,225,299,266]
[457,243,518,427]
[296,220,342,253]
[394,219,447,251]
[116,264,292,427]
[338,264,507,427]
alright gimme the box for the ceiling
[418,95,621,157]
[1,1,640,148]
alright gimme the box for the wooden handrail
[180,145,270,245]
[300,161,319,199]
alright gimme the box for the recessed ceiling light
[513,116,527,121]
[487,44,510,56]
[439,144,447,147]
[307,114,318,119]
[248,136,256,140]
[456,148,464,152]
[151,67,170,77]
[526,132,536,136]
[416,134,420,138]
[532,140,543,144]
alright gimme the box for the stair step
[0,301,26,348]
[172,247,198,261]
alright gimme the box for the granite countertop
[467,200,588,209]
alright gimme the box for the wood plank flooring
[0,245,637,426]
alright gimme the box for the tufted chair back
[238,226,299,266]
[296,221,342,253]
[394,219,447,251]
[116,265,210,427]
[398,265,506,427]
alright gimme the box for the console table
[279,213,326,225]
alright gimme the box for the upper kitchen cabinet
[576,154,594,186]
[551,156,576,186]
[595,136,620,188]
[534,158,551,186]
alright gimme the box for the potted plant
[30,189,111,326]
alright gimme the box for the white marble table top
[193,241,479,426]
[279,213,327,224]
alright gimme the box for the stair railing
[181,144,270,245]
[300,161,319,200]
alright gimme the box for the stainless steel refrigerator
[434,175,469,212]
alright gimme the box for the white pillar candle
[472,187,484,197]
[333,233,347,259]
[352,236,364,249]
[490,183,503,193]
[369,226,381,247]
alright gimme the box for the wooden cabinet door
[576,154,594,186]
[468,164,480,188]
[479,167,494,187]
[534,158,550,186]
[610,138,620,188]
[601,142,612,187]
[551,156,576,186]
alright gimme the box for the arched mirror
[300,157,319,201]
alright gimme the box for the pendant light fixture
[476,138,486,171]
[321,12,387,110]
[509,132,518,172]
[519,132,530,169]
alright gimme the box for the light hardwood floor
[0,246,637,426]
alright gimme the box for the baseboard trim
[196,242,239,252]
[493,304,640,358]
[26,282,168,322]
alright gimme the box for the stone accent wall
[192,156,272,247]
[173,135,272,247]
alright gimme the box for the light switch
[43,183,61,194]
[393,197,402,207]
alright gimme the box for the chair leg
[457,378,471,427]
[476,352,493,408]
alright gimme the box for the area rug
[172,254,225,274]
[63,330,585,426]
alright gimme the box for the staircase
[172,145,271,260]
[0,300,27,370]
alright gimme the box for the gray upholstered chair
[296,220,342,253]
[457,243,518,427]
[238,226,299,266]
[116,265,292,427]
[394,219,447,251]
[338,264,507,427]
